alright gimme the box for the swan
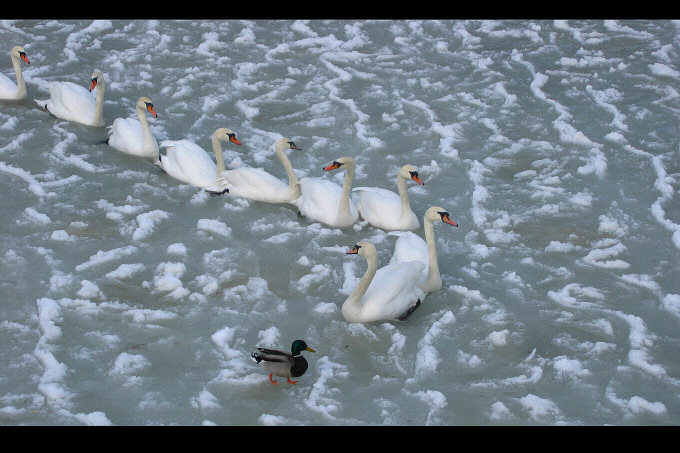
[34,71,106,127]
[221,137,302,203]
[389,206,458,293]
[352,164,424,231]
[157,127,242,194]
[294,156,359,228]
[342,241,426,323]
[0,46,30,100]
[107,97,159,160]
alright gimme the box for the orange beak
[323,162,340,171]
[89,78,98,92]
[412,174,424,185]
[20,52,29,64]
[230,136,242,146]
[346,245,359,254]
[146,104,157,118]
[443,214,458,227]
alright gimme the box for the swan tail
[397,298,421,321]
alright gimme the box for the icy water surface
[1,19,679,426]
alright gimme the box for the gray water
[1,19,679,426]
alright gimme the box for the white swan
[157,127,242,194]
[221,137,302,203]
[294,156,359,228]
[34,71,106,127]
[352,164,424,231]
[389,206,458,293]
[342,241,426,323]
[0,46,30,100]
[107,97,159,160]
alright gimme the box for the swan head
[275,137,302,152]
[11,46,29,64]
[89,71,104,92]
[399,164,424,185]
[214,127,242,146]
[346,240,376,257]
[323,156,355,172]
[425,206,458,227]
[137,96,157,118]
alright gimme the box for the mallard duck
[251,339,316,384]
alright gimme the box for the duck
[157,127,242,194]
[221,137,302,203]
[107,96,159,160]
[250,339,316,384]
[294,156,359,228]
[34,71,106,127]
[389,206,458,293]
[342,241,426,323]
[0,46,30,101]
[352,164,424,231]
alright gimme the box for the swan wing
[0,73,18,98]
[296,178,342,222]
[223,167,291,202]
[158,140,217,188]
[108,118,143,152]
[360,261,426,321]
[389,232,429,266]
[43,81,95,123]
[296,177,358,225]
[352,187,406,228]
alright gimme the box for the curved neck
[12,55,26,98]
[337,164,355,219]
[423,217,442,290]
[136,105,155,148]
[275,146,298,189]
[213,136,226,176]
[93,81,105,127]
[396,175,412,220]
[342,252,378,321]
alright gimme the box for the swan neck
[12,54,26,97]
[337,164,355,218]
[424,217,441,287]
[136,105,154,146]
[342,252,378,321]
[276,146,298,188]
[397,175,412,219]
[93,80,105,127]
[213,136,227,175]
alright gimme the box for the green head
[291,339,316,356]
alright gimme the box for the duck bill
[306,347,316,353]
